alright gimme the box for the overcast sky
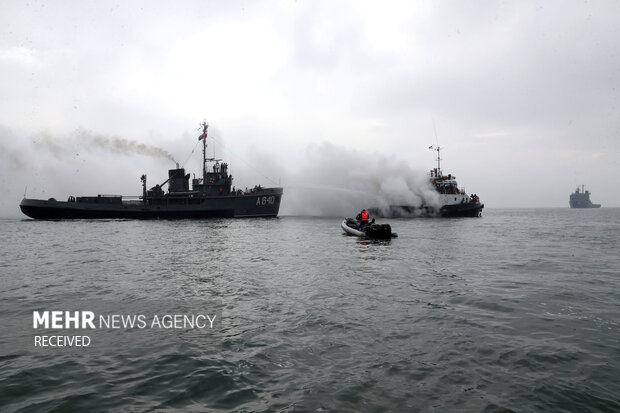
[1,0,619,217]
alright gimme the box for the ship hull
[440,201,484,217]
[569,200,601,208]
[20,189,283,220]
[370,201,484,218]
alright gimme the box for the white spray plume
[281,142,440,217]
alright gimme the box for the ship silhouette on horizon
[569,185,601,208]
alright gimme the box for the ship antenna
[431,119,441,174]
[433,118,440,146]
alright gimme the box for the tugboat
[20,122,283,219]
[569,185,601,208]
[370,146,483,218]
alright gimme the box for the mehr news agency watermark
[0,300,222,354]
[32,310,217,348]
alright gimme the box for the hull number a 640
[257,196,275,206]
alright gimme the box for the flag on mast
[198,122,208,140]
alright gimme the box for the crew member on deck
[356,209,370,230]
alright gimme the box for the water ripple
[0,209,619,411]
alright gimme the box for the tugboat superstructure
[20,122,283,219]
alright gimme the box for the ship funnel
[168,167,189,192]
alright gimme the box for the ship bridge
[192,161,232,196]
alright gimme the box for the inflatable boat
[341,218,397,239]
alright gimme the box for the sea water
[0,208,618,411]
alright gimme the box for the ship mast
[429,145,442,176]
[200,121,208,183]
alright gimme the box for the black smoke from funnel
[0,126,178,218]
[74,128,177,164]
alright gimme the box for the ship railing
[119,195,143,205]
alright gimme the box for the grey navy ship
[569,185,601,208]
[20,122,283,219]
[371,146,484,218]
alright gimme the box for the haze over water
[1,208,618,411]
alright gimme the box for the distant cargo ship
[370,146,484,218]
[569,185,601,208]
[20,122,283,219]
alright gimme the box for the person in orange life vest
[356,209,370,230]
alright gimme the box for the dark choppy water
[1,209,619,412]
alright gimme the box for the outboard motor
[364,223,393,239]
